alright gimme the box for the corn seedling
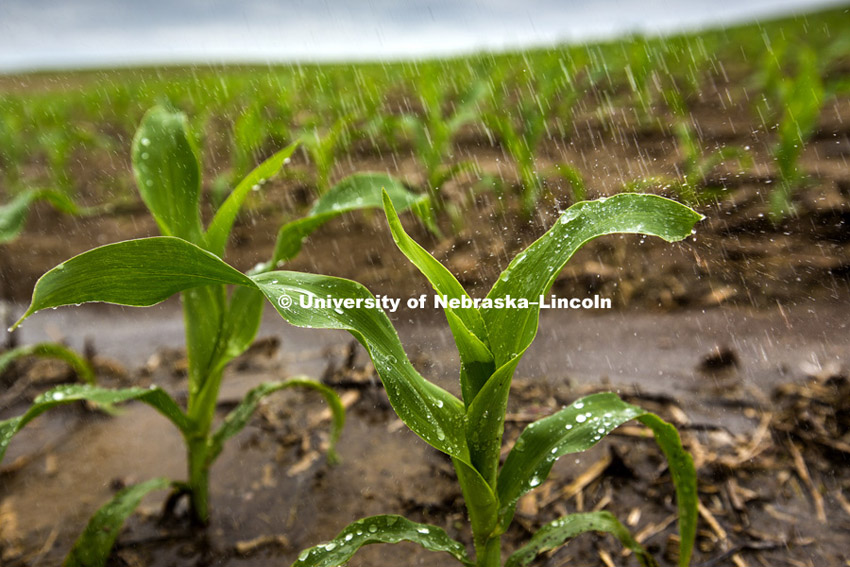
[765,47,824,221]
[0,188,80,342]
[0,188,78,245]
[231,90,295,184]
[398,79,484,210]
[627,122,751,205]
[550,163,587,204]
[31,100,108,195]
[280,191,702,567]
[353,71,405,154]
[546,53,598,141]
[483,66,561,216]
[0,96,27,188]
[298,113,357,195]
[619,36,670,128]
[0,106,433,565]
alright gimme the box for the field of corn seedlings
[1,5,850,567]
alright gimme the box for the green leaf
[220,287,266,360]
[14,236,254,328]
[453,457,499,552]
[382,193,494,405]
[132,106,203,243]
[0,192,41,244]
[292,515,473,567]
[695,146,752,183]
[271,212,346,267]
[484,194,703,367]
[497,393,643,528]
[552,163,586,202]
[204,142,298,257]
[496,393,697,567]
[0,384,192,464]
[637,414,698,567]
[382,192,486,341]
[181,284,228,428]
[504,511,656,567]
[0,342,95,385]
[466,356,520,485]
[249,271,469,463]
[64,478,170,567]
[209,378,345,463]
[0,189,78,245]
[33,188,79,215]
[467,195,701,509]
[271,173,431,267]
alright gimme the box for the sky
[0,0,846,71]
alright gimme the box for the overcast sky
[0,0,846,71]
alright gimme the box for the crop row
[0,102,705,566]
[1,6,848,222]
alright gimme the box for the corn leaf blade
[453,457,499,550]
[204,142,298,257]
[383,193,494,405]
[249,271,469,463]
[382,192,486,338]
[63,478,170,567]
[484,194,703,367]
[272,173,430,266]
[131,106,202,243]
[465,356,520,485]
[504,511,656,567]
[220,286,266,360]
[292,515,473,567]
[0,189,77,244]
[0,342,95,385]
[0,191,38,243]
[637,414,698,567]
[209,378,345,463]
[14,236,254,326]
[497,393,643,528]
[0,384,192,463]
[497,393,697,567]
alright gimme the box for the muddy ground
[1,80,850,566]
[1,301,849,566]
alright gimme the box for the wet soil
[1,77,850,566]
[2,300,849,566]
[2,90,849,310]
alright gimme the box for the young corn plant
[230,90,294,185]
[627,122,751,205]
[0,106,433,565]
[0,105,342,524]
[279,191,702,567]
[30,100,108,195]
[483,65,582,216]
[483,68,553,216]
[0,188,78,246]
[298,113,357,195]
[0,96,27,189]
[4,190,700,566]
[397,79,484,211]
[766,48,824,221]
[1,187,79,345]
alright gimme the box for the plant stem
[187,435,210,525]
[476,536,501,567]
